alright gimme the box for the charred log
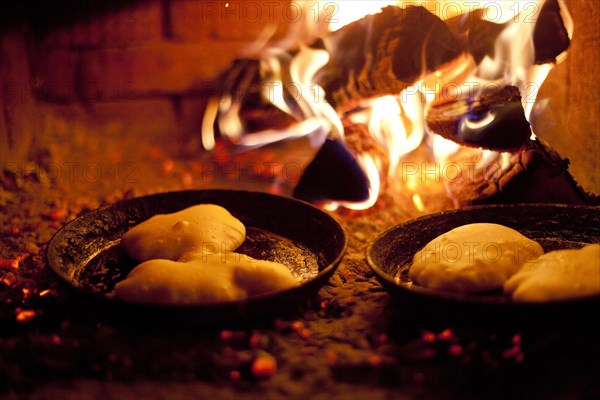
[208,2,573,141]
[445,9,507,64]
[317,6,463,111]
[534,0,571,63]
[426,86,531,151]
[446,0,571,66]
[210,5,466,137]
[443,137,597,207]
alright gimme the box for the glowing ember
[1,272,17,286]
[0,253,28,270]
[251,351,277,378]
[15,309,36,322]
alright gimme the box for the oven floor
[1,155,599,400]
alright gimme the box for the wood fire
[202,0,596,209]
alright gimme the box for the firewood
[208,6,465,138]
[446,0,571,65]
[442,137,597,206]
[316,6,463,111]
[534,0,571,64]
[445,9,507,64]
[426,86,532,151]
[208,1,573,140]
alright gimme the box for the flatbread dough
[114,252,298,304]
[504,244,600,302]
[121,204,246,262]
[409,223,544,293]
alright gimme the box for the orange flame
[319,1,572,209]
[207,0,572,210]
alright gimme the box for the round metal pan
[366,204,600,326]
[46,190,346,326]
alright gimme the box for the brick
[30,48,79,102]
[79,42,247,101]
[1,88,8,161]
[40,1,163,49]
[86,99,194,156]
[41,99,180,151]
[1,31,42,164]
[169,0,213,40]
[89,99,178,139]
[178,95,207,130]
[37,100,185,181]
[170,0,290,42]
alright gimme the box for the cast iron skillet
[366,204,600,326]
[46,190,346,326]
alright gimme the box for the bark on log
[317,6,463,111]
[443,137,597,206]
[425,86,532,151]
[445,0,571,65]
[445,9,507,64]
[534,0,571,64]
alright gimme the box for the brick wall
[34,1,295,100]
[2,0,292,165]
[1,31,43,164]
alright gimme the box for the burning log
[202,1,588,209]
[208,6,465,136]
[206,0,573,138]
[206,0,573,137]
[426,86,531,151]
[533,0,571,64]
[446,0,571,65]
[429,84,596,206]
[442,137,597,207]
[316,6,463,111]
[445,9,507,65]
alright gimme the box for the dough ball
[504,244,600,302]
[121,204,246,262]
[114,253,298,305]
[409,223,544,293]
